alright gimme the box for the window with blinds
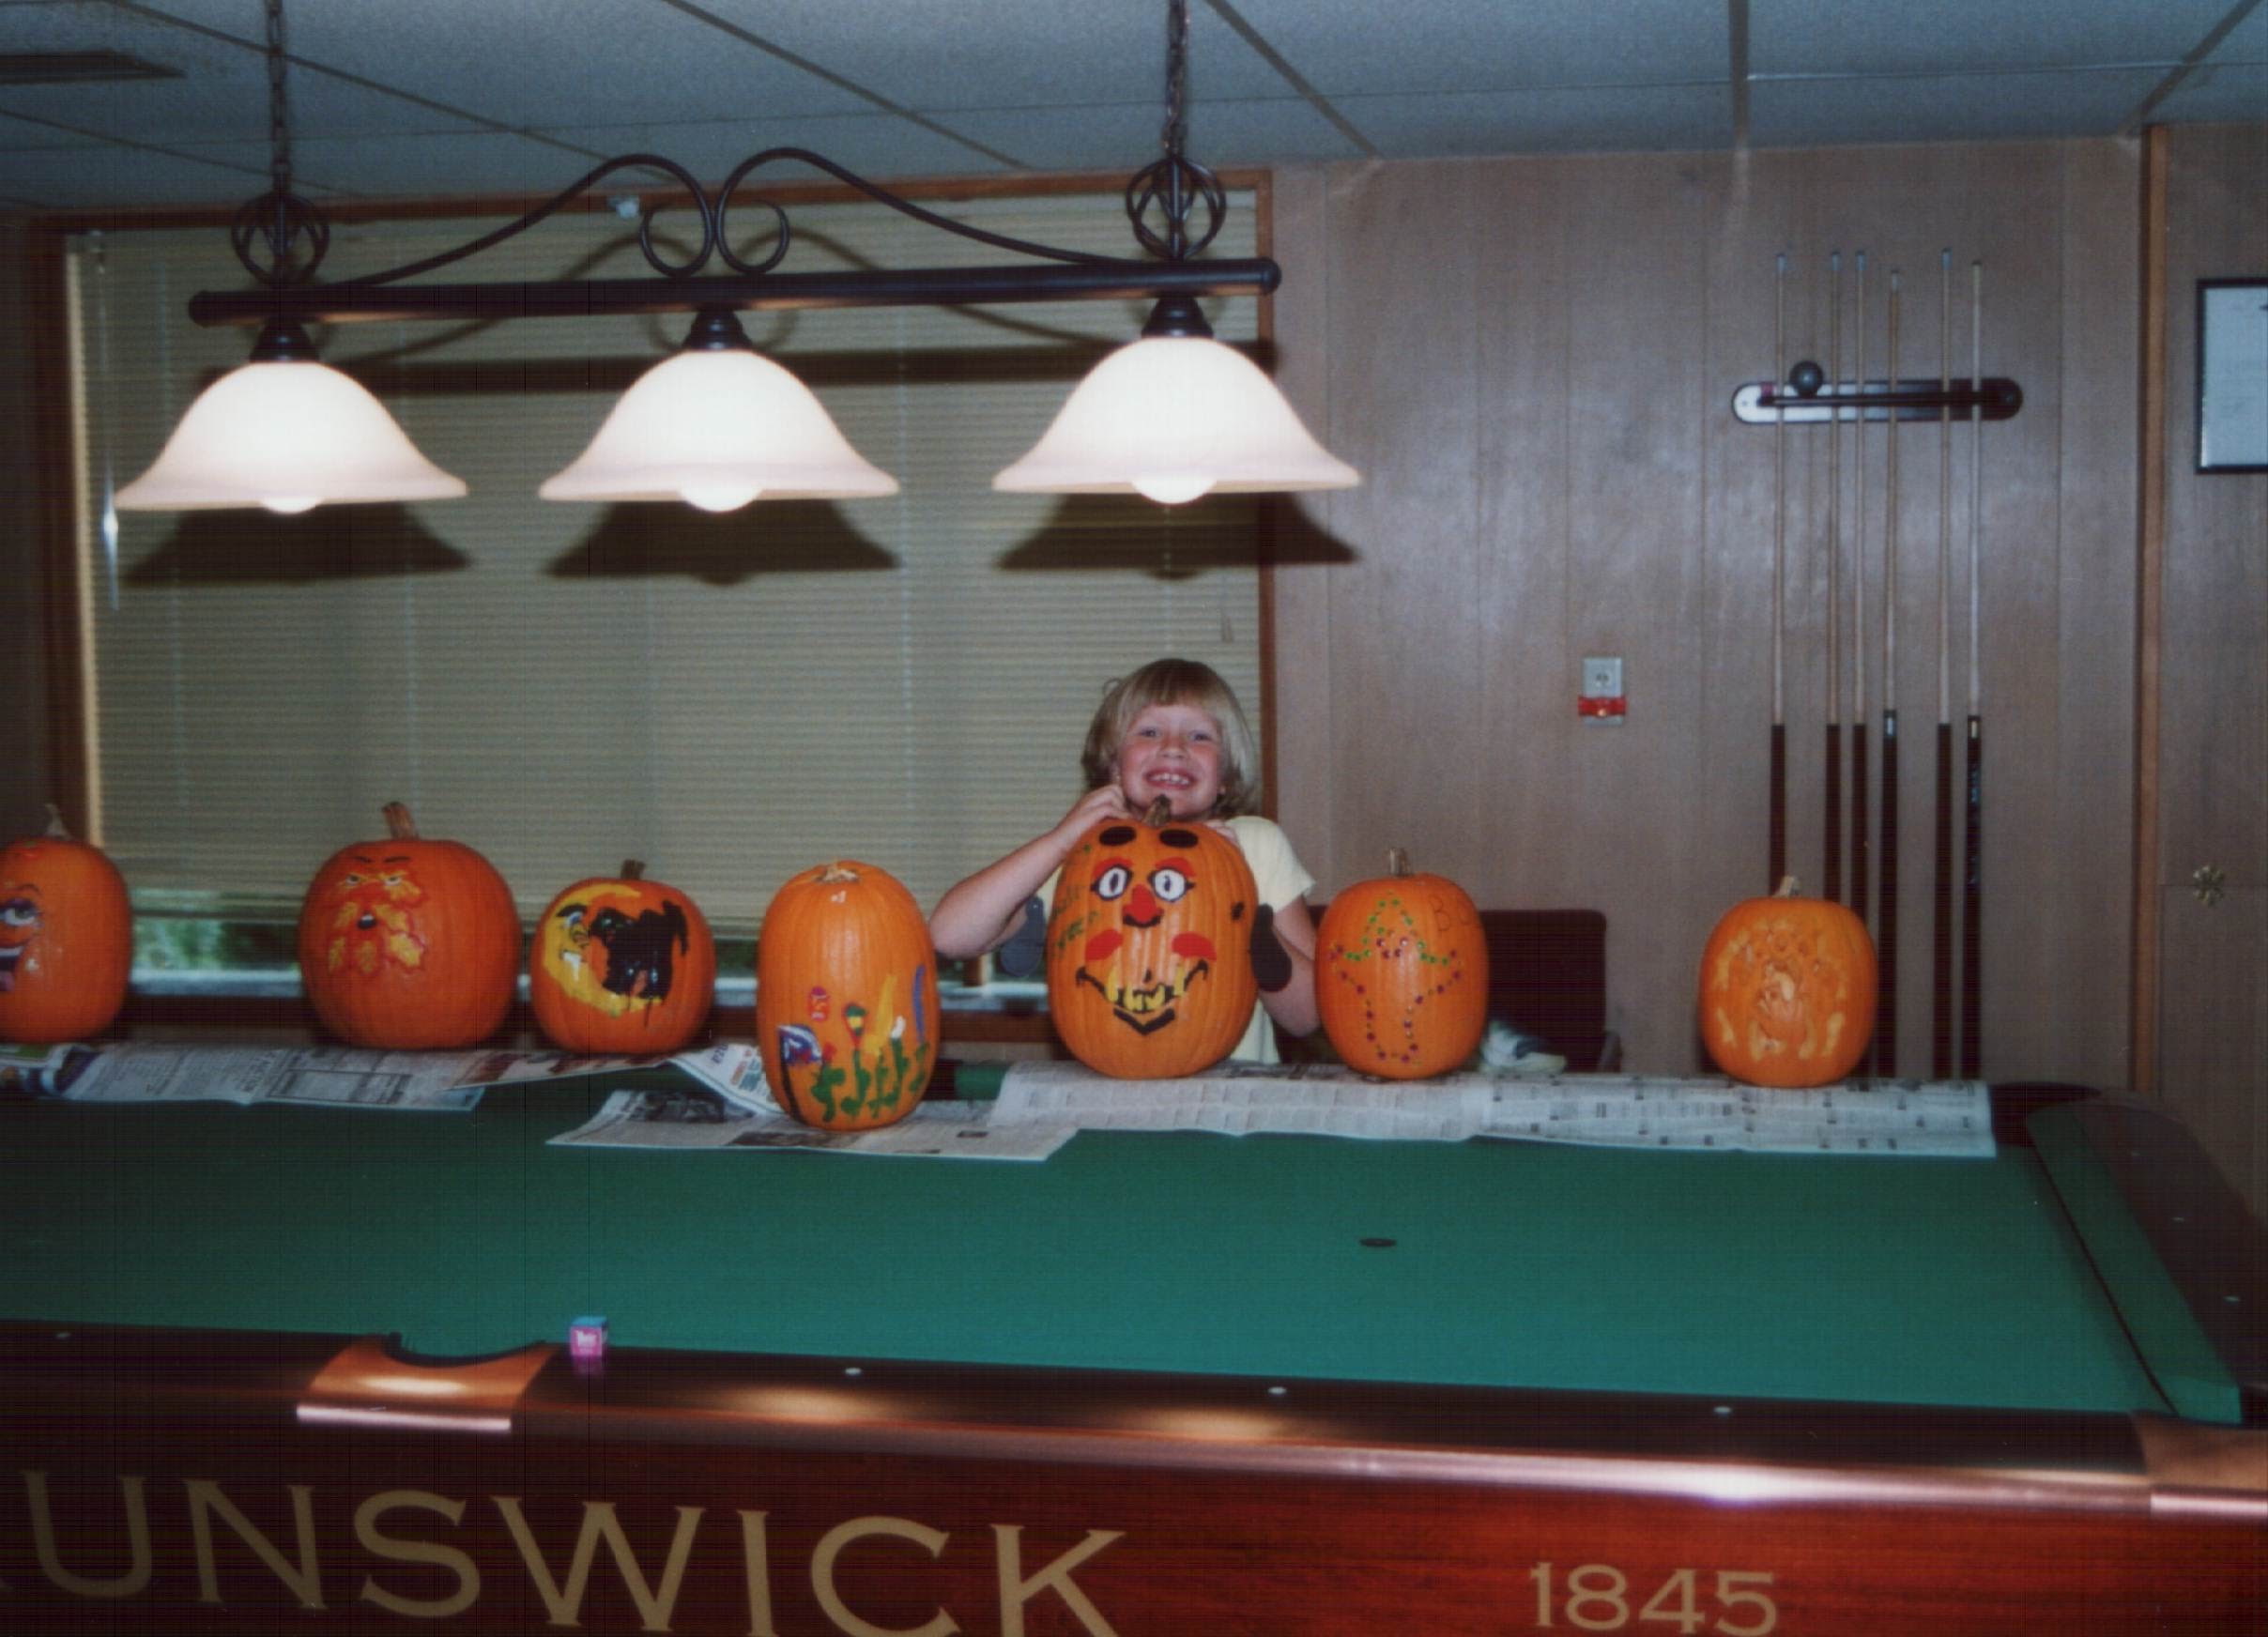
[68,189,1265,962]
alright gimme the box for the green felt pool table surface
[0,1077,2233,1421]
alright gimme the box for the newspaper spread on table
[6,1039,1996,1159]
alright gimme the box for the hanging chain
[1160,0,1188,160]
[265,0,290,203]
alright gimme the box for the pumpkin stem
[621,860,646,881]
[1774,875,1800,898]
[815,863,861,884]
[1387,847,1410,878]
[1142,795,1173,828]
[383,803,420,841]
[42,803,70,840]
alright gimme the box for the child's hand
[1052,784,1130,845]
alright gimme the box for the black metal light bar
[188,256,1281,329]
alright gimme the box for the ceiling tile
[1752,67,2168,147]
[2151,60,2268,125]
[1750,0,2238,76]
[1345,82,1732,159]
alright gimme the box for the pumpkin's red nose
[1123,883,1161,927]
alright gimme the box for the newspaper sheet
[28,1041,680,1111]
[996,1061,1996,1157]
[549,1086,1070,1160]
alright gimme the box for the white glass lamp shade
[115,360,467,513]
[539,347,897,510]
[993,334,1357,505]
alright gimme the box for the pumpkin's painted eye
[383,873,407,887]
[1092,862,1133,900]
[338,872,364,887]
[1149,866,1191,903]
[1,897,38,927]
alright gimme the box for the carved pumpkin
[756,860,936,1129]
[297,803,521,1049]
[1317,849,1488,1079]
[1045,803,1259,1079]
[1700,877,1877,1088]
[0,806,132,1045]
[530,860,715,1054]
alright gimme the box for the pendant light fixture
[994,6,1355,504]
[146,0,1352,513]
[115,0,463,514]
[538,310,896,510]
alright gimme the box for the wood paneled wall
[0,225,55,840]
[1271,141,2149,1095]
[2153,124,2267,1216]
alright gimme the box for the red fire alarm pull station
[1580,656,1626,720]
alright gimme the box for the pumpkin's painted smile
[1075,956,1213,1035]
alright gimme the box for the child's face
[1114,701,1224,820]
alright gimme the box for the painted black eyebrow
[1157,828,1200,849]
[382,855,412,864]
[1097,825,1138,846]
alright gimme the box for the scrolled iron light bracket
[192,0,1268,336]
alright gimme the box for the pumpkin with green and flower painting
[755,860,936,1129]
[0,807,132,1045]
[530,861,715,1054]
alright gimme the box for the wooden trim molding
[2130,124,2168,1097]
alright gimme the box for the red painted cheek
[1084,929,1125,962]
[1172,932,1217,960]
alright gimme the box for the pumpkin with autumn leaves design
[1045,803,1259,1079]
[0,807,133,1045]
[1699,878,1877,1088]
[297,803,521,1048]
[756,860,937,1130]
[1317,849,1488,1079]
[530,861,714,1054]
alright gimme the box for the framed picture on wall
[2197,278,2267,472]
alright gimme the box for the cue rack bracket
[1732,374,2023,425]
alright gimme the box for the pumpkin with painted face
[0,807,132,1045]
[530,861,715,1054]
[756,860,937,1130]
[1046,805,1259,1078]
[297,803,521,1049]
[1700,877,1877,1088]
[1317,849,1488,1079]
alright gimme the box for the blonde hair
[1080,659,1261,818]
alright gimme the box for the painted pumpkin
[297,803,521,1049]
[1045,803,1259,1079]
[756,860,937,1129]
[530,860,715,1054]
[0,806,132,1045]
[1700,877,1877,1088]
[1317,849,1488,1079]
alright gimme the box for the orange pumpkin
[756,860,937,1129]
[0,806,132,1045]
[1045,803,1259,1079]
[530,860,715,1054]
[1316,849,1488,1079]
[1700,877,1877,1088]
[297,803,521,1049]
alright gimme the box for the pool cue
[1876,268,1902,1078]
[1823,252,1844,905]
[1770,253,1788,889]
[1961,259,1984,1079]
[1849,252,1870,933]
[1932,251,1955,1079]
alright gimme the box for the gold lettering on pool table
[185,1477,325,1610]
[354,1489,480,1620]
[994,1524,1126,1636]
[1528,1561,1778,1633]
[493,1494,704,1630]
[811,1515,956,1637]
[24,1471,152,1599]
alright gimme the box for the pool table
[1,1073,2260,1635]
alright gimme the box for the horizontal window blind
[71,190,1263,933]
